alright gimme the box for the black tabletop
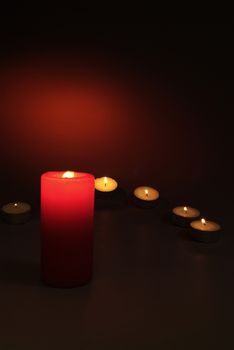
[0,201,233,349]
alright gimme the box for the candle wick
[201,218,206,225]
[104,177,108,187]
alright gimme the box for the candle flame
[14,203,18,207]
[184,206,188,213]
[104,176,108,186]
[62,171,75,178]
[201,218,206,225]
[145,189,149,197]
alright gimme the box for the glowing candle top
[95,176,118,192]
[134,186,159,201]
[191,218,221,232]
[62,171,75,178]
[173,206,200,218]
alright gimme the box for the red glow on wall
[0,55,204,201]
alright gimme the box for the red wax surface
[41,171,94,287]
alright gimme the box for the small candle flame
[104,176,108,186]
[184,206,188,213]
[145,189,149,197]
[62,171,75,178]
[14,203,18,207]
[201,218,206,225]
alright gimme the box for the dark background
[1,20,233,216]
[0,16,234,349]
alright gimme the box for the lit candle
[95,176,125,209]
[172,206,200,227]
[95,176,118,192]
[1,201,31,224]
[133,186,160,208]
[41,171,95,287]
[190,218,222,243]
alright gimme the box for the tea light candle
[172,206,200,227]
[133,186,160,208]
[41,170,95,287]
[95,176,125,209]
[1,202,31,224]
[95,176,118,192]
[190,218,222,243]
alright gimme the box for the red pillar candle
[41,171,95,287]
